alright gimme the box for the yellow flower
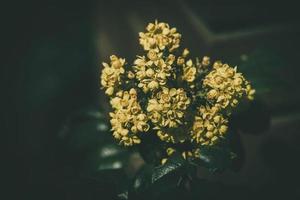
[203,61,255,109]
[182,59,197,83]
[139,20,181,52]
[202,56,210,67]
[100,55,125,96]
[147,50,159,61]
[177,56,185,66]
[182,48,189,57]
[191,105,228,145]
[109,89,149,146]
[166,147,176,156]
[206,89,218,99]
[127,71,135,79]
[246,84,256,100]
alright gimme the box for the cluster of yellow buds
[191,105,228,145]
[100,21,255,160]
[147,87,191,143]
[109,89,149,146]
[203,61,255,109]
[133,52,175,92]
[139,20,181,52]
[101,55,125,96]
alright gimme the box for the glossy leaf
[128,153,187,200]
[193,144,233,173]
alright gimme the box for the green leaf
[151,153,186,183]
[128,153,187,200]
[193,144,233,173]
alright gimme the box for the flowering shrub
[100,20,255,164]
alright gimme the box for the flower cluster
[203,61,255,109]
[100,21,255,161]
[109,89,149,146]
[101,55,126,96]
[139,20,181,52]
[133,51,175,92]
[147,87,191,142]
[191,105,228,145]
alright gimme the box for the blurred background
[4,0,300,199]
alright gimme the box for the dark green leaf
[128,154,188,200]
[151,153,186,183]
[193,145,233,173]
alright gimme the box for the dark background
[4,0,300,199]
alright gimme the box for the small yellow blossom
[127,71,135,79]
[246,84,256,100]
[147,49,160,61]
[161,158,168,165]
[166,147,176,156]
[182,48,189,57]
[182,59,197,83]
[202,56,210,67]
[177,56,185,66]
[183,66,197,82]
